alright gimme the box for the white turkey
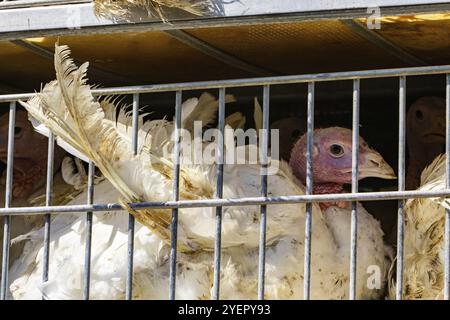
[388,96,448,299]
[10,44,396,300]
[389,154,448,299]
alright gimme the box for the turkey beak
[359,149,397,180]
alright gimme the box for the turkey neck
[311,183,345,211]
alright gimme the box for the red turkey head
[289,127,396,186]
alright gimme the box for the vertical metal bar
[303,82,315,300]
[131,93,140,155]
[396,76,406,300]
[349,78,360,300]
[169,90,182,300]
[42,131,55,295]
[126,93,140,300]
[258,85,270,300]
[212,88,226,300]
[0,102,15,300]
[83,161,95,300]
[444,74,450,300]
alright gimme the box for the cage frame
[0,63,449,300]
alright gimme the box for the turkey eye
[14,126,22,137]
[415,110,424,121]
[329,144,344,157]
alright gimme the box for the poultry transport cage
[1,0,450,300]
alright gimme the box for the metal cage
[0,64,449,300]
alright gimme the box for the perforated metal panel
[187,21,410,74]
[359,13,450,65]
[3,16,450,92]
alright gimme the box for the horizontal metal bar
[2,1,450,41]
[0,0,90,10]
[3,64,450,103]
[0,190,449,215]
[0,0,442,11]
